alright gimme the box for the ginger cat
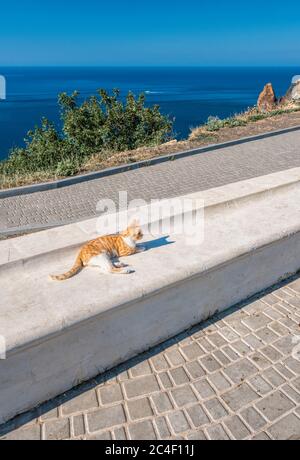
[50,220,144,281]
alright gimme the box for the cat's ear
[129,218,140,228]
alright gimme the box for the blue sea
[0,66,299,160]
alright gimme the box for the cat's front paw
[114,262,127,268]
[122,267,135,274]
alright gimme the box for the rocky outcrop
[284,77,300,102]
[257,83,277,112]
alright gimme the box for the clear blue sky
[1,0,299,66]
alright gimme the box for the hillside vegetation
[0,89,173,187]
[1,94,300,189]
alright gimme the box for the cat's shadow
[114,236,174,267]
[139,235,174,251]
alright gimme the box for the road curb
[1,124,300,199]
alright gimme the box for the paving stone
[151,355,169,372]
[222,383,259,412]
[186,405,210,427]
[284,357,300,375]
[127,398,153,420]
[73,414,85,437]
[169,367,190,385]
[87,405,126,432]
[224,309,247,324]
[158,372,174,389]
[200,355,222,373]
[251,432,271,440]
[223,358,258,384]
[152,393,173,414]
[203,398,228,420]
[268,414,300,440]
[245,300,268,314]
[288,296,300,307]
[155,417,171,439]
[224,416,251,440]
[118,370,130,382]
[243,334,263,350]
[275,303,295,316]
[180,343,204,360]
[219,327,239,343]
[206,332,227,348]
[186,430,207,440]
[176,333,193,346]
[248,375,273,396]
[124,375,160,398]
[222,345,240,361]
[44,419,70,440]
[171,385,198,407]
[86,431,112,440]
[281,384,300,404]
[290,280,300,293]
[130,361,152,377]
[99,384,123,405]
[213,350,231,366]
[167,411,190,434]
[113,427,127,440]
[260,345,283,362]
[185,361,206,380]
[249,352,271,370]
[2,424,41,441]
[62,390,98,415]
[225,320,251,337]
[262,368,286,388]
[206,424,230,440]
[165,349,185,366]
[269,322,290,337]
[39,406,59,421]
[274,362,295,380]
[230,340,252,356]
[256,391,295,421]
[207,371,232,392]
[264,308,284,321]
[197,337,215,353]
[129,420,157,441]
[279,317,299,331]
[193,379,216,400]
[242,314,270,331]
[240,407,266,431]
[263,294,280,306]
[273,289,294,302]
[291,376,300,392]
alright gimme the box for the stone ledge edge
[1,167,300,268]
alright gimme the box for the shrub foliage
[1,89,173,177]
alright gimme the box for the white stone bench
[1,167,300,424]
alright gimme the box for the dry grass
[189,103,300,140]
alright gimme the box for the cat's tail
[50,256,83,281]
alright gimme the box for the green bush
[205,115,247,132]
[1,89,173,176]
[59,89,172,152]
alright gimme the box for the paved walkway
[1,275,300,440]
[1,129,300,234]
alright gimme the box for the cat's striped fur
[50,220,144,281]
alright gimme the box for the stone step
[0,167,300,423]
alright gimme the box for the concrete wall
[1,168,300,423]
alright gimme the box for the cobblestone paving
[1,129,300,234]
[1,276,300,441]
